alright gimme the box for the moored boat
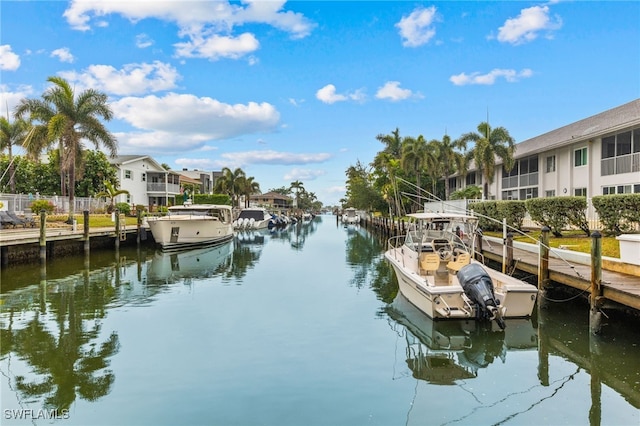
[233,207,274,230]
[341,207,359,224]
[147,203,234,250]
[384,212,538,329]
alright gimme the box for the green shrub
[194,193,232,205]
[115,202,131,215]
[496,200,527,231]
[592,194,640,235]
[526,196,589,237]
[29,199,55,214]
[469,201,500,231]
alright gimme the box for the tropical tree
[376,128,403,158]
[459,122,515,199]
[95,181,129,213]
[0,115,29,193]
[75,150,118,197]
[238,175,261,208]
[15,76,117,223]
[213,167,245,207]
[434,134,468,200]
[290,180,305,208]
[401,135,438,210]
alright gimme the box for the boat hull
[148,217,234,250]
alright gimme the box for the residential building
[451,99,640,200]
[179,168,215,194]
[249,191,293,209]
[109,155,181,210]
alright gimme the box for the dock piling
[83,210,90,255]
[538,226,550,311]
[39,210,47,264]
[590,230,603,334]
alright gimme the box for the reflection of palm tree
[1,282,120,410]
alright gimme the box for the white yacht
[147,203,234,250]
[341,207,360,225]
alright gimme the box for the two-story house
[109,155,181,210]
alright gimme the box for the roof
[109,155,178,175]
[512,98,640,160]
[250,191,292,201]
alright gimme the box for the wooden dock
[480,237,640,312]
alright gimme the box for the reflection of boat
[233,208,274,229]
[147,241,233,283]
[341,207,360,224]
[386,293,537,385]
[147,203,234,250]
[385,212,538,329]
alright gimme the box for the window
[545,156,556,173]
[617,185,632,194]
[602,186,615,195]
[545,190,555,197]
[142,173,146,182]
[465,172,477,186]
[574,188,587,197]
[574,148,587,167]
[602,136,616,159]
[124,170,132,179]
[617,131,632,156]
[520,187,538,200]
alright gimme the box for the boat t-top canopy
[407,212,478,222]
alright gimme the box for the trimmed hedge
[525,196,589,237]
[468,200,526,232]
[193,194,232,205]
[592,194,640,235]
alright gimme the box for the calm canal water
[1,215,639,426]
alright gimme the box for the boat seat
[447,253,471,273]
[420,252,440,275]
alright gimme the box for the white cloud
[63,0,315,61]
[396,6,438,47]
[0,84,34,118]
[114,131,207,155]
[135,33,154,48]
[112,92,280,140]
[0,45,20,71]
[449,68,534,86]
[219,150,331,166]
[316,84,365,104]
[174,32,260,61]
[283,168,326,181]
[51,47,74,63]
[59,61,181,96]
[375,81,421,101]
[497,5,562,45]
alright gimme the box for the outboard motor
[457,263,506,329]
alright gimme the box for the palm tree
[401,135,436,196]
[15,76,117,223]
[213,167,245,207]
[0,115,28,193]
[459,122,515,199]
[95,181,129,213]
[434,134,468,200]
[376,128,403,158]
[238,176,261,208]
[290,180,305,209]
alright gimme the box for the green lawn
[484,229,620,258]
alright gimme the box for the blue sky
[1,1,639,206]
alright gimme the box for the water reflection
[385,294,537,385]
[1,275,120,411]
[147,242,233,285]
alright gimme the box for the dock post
[136,208,142,246]
[39,210,47,264]
[83,210,90,254]
[589,230,603,334]
[114,208,120,250]
[506,232,514,274]
[538,226,550,311]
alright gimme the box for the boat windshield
[237,210,270,220]
[168,208,231,222]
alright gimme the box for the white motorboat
[233,208,274,230]
[384,212,538,329]
[341,207,359,224]
[147,203,234,250]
